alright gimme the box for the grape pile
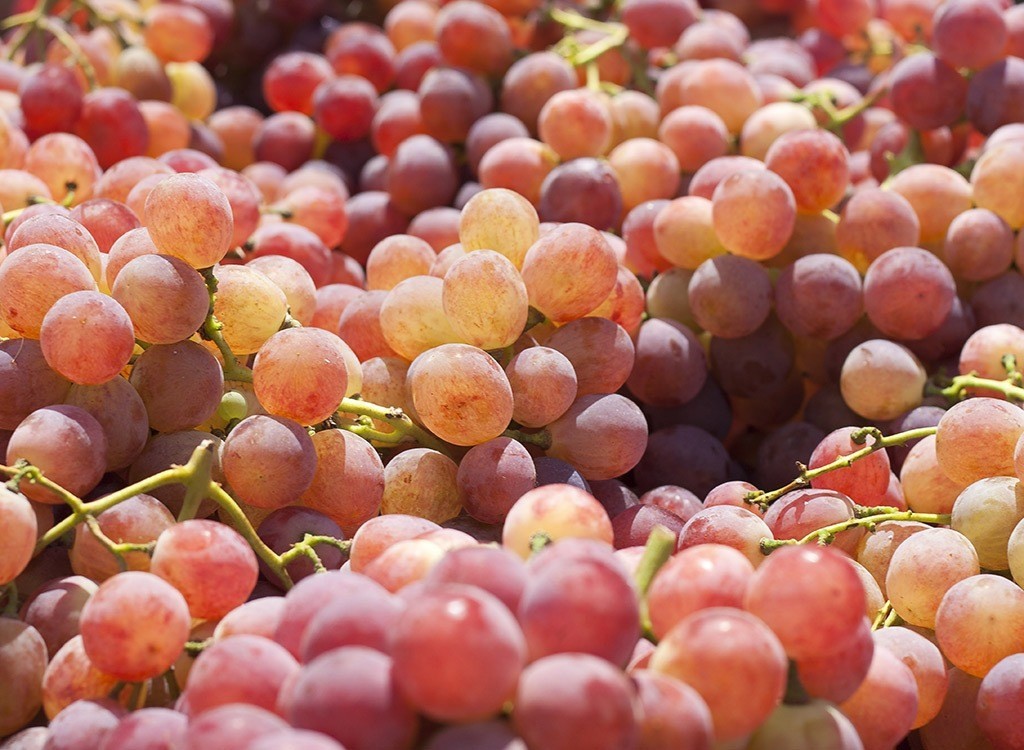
[4,0,1024,747]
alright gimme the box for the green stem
[176,441,214,522]
[760,510,951,553]
[199,268,254,383]
[205,482,294,588]
[745,426,937,510]
[336,398,453,456]
[634,525,676,598]
[871,600,892,632]
[941,373,1024,402]
[502,428,553,451]
[84,515,154,573]
[37,19,96,90]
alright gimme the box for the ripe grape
[79,571,190,682]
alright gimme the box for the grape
[607,138,680,212]
[739,100,818,160]
[70,198,142,256]
[257,507,346,585]
[949,476,1024,571]
[42,698,126,750]
[381,448,461,523]
[252,328,351,426]
[960,323,1024,385]
[299,428,384,537]
[281,647,419,750]
[869,626,948,729]
[937,209,1014,285]
[19,575,97,658]
[6,405,107,505]
[708,315,795,401]
[897,434,965,515]
[517,541,639,665]
[408,207,460,251]
[0,486,35,586]
[478,137,559,207]
[422,721,525,750]
[748,702,862,750]
[764,128,849,213]
[150,519,258,620]
[140,100,190,157]
[803,428,887,511]
[41,635,120,719]
[537,89,612,161]
[542,318,632,397]
[378,276,463,360]
[210,265,288,355]
[129,340,223,432]
[504,347,577,429]
[252,113,315,172]
[168,704,282,750]
[24,133,100,205]
[795,617,874,704]
[69,493,174,582]
[675,58,763,133]
[424,545,527,615]
[919,667,990,750]
[0,339,71,432]
[386,134,458,216]
[863,246,956,340]
[181,635,298,717]
[976,652,1024,748]
[300,584,401,660]
[888,52,969,132]
[855,520,932,597]
[538,158,624,232]
[501,484,612,558]
[711,168,796,260]
[247,223,332,287]
[651,607,786,741]
[971,141,1024,231]
[0,243,98,337]
[840,339,926,420]
[104,228,159,288]
[465,113,529,177]
[435,0,512,76]
[936,397,1024,486]
[886,527,980,628]
[248,729,346,750]
[838,644,920,750]
[931,0,1007,71]
[143,173,233,268]
[363,537,446,592]
[659,105,730,172]
[246,255,317,327]
[394,40,443,91]
[935,574,1024,680]
[745,546,866,660]
[214,596,286,641]
[94,706,186,750]
[366,235,435,292]
[19,65,84,138]
[311,284,362,332]
[9,214,102,282]
[688,254,772,338]
[418,66,492,146]
[263,51,333,115]
[775,254,862,341]
[221,415,317,510]
[392,584,524,722]
[520,223,618,324]
[546,394,647,481]
[78,571,189,682]
[406,344,513,446]
[653,195,727,274]
[886,164,972,246]
[458,189,539,272]
[457,437,536,525]
[36,291,134,386]
[513,653,639,750]
[442,251,528,350]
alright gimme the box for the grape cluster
[4,0,1024,747]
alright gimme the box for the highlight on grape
[2,0,1024,747]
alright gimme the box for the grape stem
[547,7,629,67]
[871,600,894,631]
[744,425,938,510]
[277,533,353,573]
[199,268,254,384]
[939,372,1024,403]
[3,441,309,590]
[635,525,676,639]
[336,397,454,456]
[760,509,951,554]
[502,427,553,450]
[83,514,155,572]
